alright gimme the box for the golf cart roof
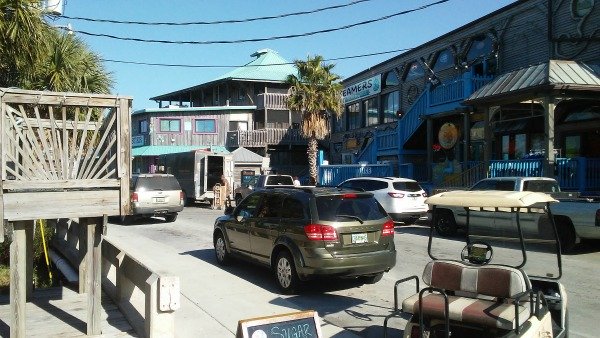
[426,190,558,208]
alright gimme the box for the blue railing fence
[319,164,393,186]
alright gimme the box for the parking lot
[107,204,599,337]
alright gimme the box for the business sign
[342,74,381,104]
[131,135,145,147]
[236,310,322,338]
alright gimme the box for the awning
[132,145,230,157]
[466,60,600,104]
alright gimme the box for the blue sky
[51,0,515,110]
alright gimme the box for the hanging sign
[236,310,322,338]
[342,74,381,104]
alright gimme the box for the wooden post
[25,222,33,301]
[83,217,103,335]
[9,221,27,338]
[79,218,88,294]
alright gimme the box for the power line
[54,0,373,26]
[100,47,414,68]
[64,0,450,45]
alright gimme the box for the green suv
[213,187,397,293]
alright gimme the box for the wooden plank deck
[0,287,136,337]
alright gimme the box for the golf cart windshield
[426,190,562,280]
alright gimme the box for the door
[225,193,261,254]
[249,193,285,263]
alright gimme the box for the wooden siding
[146,111,252,147]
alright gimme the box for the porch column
[427,117,433,182]
[543,97,556,177]
[483,107,492,169]
[82,216,104,335]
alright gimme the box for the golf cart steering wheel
[461,241,494,265]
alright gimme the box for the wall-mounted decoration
[438,123,459,149]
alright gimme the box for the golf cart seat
[401,260,533,330]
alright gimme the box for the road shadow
[565,239,600,255]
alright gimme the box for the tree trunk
[308,136,318,184]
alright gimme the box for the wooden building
[131,49,309,181]
[329,0,600,195]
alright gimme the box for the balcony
[227,128,307,147]
[256,93,289,110]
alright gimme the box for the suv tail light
[304,224,338,241]
[131,192,139,202]
[410,325,421,338]
[180,191,185,204]
[381,220,395,237]
[388,192,405,198]
[342,193,358,199]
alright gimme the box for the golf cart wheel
[214,232,231,265]
[274,251,299,294]
[434,210,457,237]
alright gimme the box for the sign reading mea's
[236,310,322,338]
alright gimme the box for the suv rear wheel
[274,251,299,294]
[164,213,178,223]
[434,210,457,237]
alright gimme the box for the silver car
[338,177,428,224]
[124,174,184,223]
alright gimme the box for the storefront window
[515,134,526,159]
[501,133,527,159]
[364,97,379,126]
[565,135,581,157]
[383,91,400,123]
[347,103,361,130]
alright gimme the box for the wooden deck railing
[256,93,289,109]
[226,128,306,147]
[51,218,179,338]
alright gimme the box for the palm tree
[0,0,51,87]
[0,0,112,93]
[286,55,343,184]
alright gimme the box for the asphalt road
[108,204,599,337]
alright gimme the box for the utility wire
[54,0,373,25]
[64,0,449,45]
[100,47,414,68]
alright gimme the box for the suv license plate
[351,233,368,244]
[154,197,165,203]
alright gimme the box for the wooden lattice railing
[0,88,132,223]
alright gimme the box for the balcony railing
[256,93,289,110]
[226,128,306,147]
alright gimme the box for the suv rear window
[135,176,181,191]
[266,176,294,185]
[315,195,387,222]
[392,181,422,192]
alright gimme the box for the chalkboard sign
[236,310,322,338]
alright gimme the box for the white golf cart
[384,190,568,338]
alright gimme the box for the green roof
[132,145,230,157]
[213,49,296,82]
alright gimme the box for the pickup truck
[432,176,600,252]
[233,174,295,205]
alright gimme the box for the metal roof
[132,145,229,157]
[466,60,600,103]
[212,49,296,82]
[232,147,265,163]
